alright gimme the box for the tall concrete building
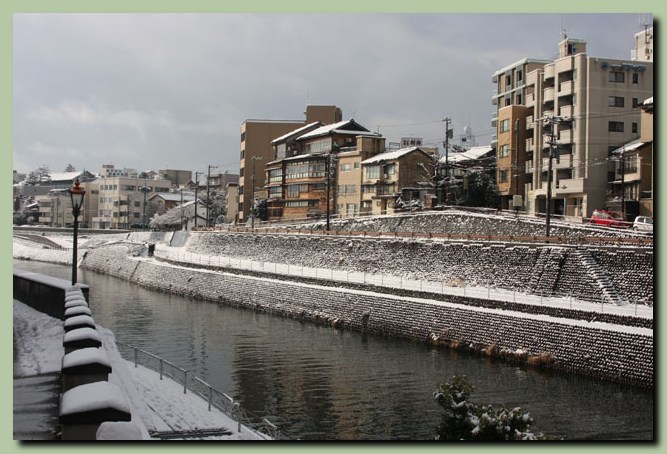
[492,32,652,218]
[238,105,342,223]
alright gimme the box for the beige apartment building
[238,105,342,224]
[492,33,653,219]
[92,177,172,229]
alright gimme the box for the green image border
[3,0,662,452]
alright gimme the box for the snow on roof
[361,147,427,164]
[611,139,645,154]
[297,119,376,140]
[271,121,322,144]
[48,171,89,182]
[150,193,197,202]
[643,96,653,105]
[444,145,495,164]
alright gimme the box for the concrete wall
[80,245,653,389]
[13,269,89,320]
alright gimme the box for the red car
[589,209,629,228]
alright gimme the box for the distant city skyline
[13,12,652,176]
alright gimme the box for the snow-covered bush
[433,375,551,440]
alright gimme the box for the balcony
[557,129,573,145]
[558,80,574,96]
[544,87,555,103]
[542,153,573,170]
[525,160,534,173]
[555,178,584,194]
[558,105,573,118]
[525,138,534,152]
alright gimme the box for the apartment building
[265,119,384,221]
[360,146,432,216]
[238,105,343,224]
[492,33,653,218]
[607,96,653,218]
[92,177,172,229]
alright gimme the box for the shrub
[433,375,551,440]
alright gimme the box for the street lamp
[69,179,86,285]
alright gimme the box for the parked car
[589,209,629,228]
[632,216,653,233]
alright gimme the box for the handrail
[116,341,281,440]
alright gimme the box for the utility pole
[543,115,562,237]
[250,157,262,229]
[514,118,520,200]
[139,180,151,230]
[206,164,217,228]
[620,146,626,221]
[194,171,203,230]
[443,117,451,205]
[180,187,185,230]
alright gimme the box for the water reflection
[14,259,653,440]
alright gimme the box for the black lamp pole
[69,179,86,285]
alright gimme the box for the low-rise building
[266,119,384,221]
[360,147,433,216]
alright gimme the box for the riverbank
[13,231,654,389]
[72,237,653,390]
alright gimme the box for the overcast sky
[12,13,652,176]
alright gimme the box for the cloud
[12,12,650,174]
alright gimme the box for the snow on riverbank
[13,300,267,440]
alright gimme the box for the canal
[14,259,653,440]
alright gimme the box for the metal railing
[152,246,652,318]
[116,342,280,440]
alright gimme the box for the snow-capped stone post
[59,381,132,440]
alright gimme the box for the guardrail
[190,226,652,247]
[116,342,281,440]
[152,246,653,316]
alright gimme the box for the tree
[433,375,550,440]
[465,169,499,208]
[64,164,76,172]
[26,165,51,185]
[203,189,228,225]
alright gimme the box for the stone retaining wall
[186,232,654,306]
[80,245,653,389]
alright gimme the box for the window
[499,170,508,183]
[384,163,396,176]
[499,144,510,158]
[340,163,352,172]
[608,96,625,107]
[240,149,245,159]
[517,70,523,81]
[365,165,380,180]
[500,119,510,133]
[609,71,625,83]
[633,98,640,108]
[608,121,624,132]
[354,162,360,169]
[633,73,639,84]
[632,122,638,134]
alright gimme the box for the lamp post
[69,179,86,285]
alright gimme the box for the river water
[14,259,653,440]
